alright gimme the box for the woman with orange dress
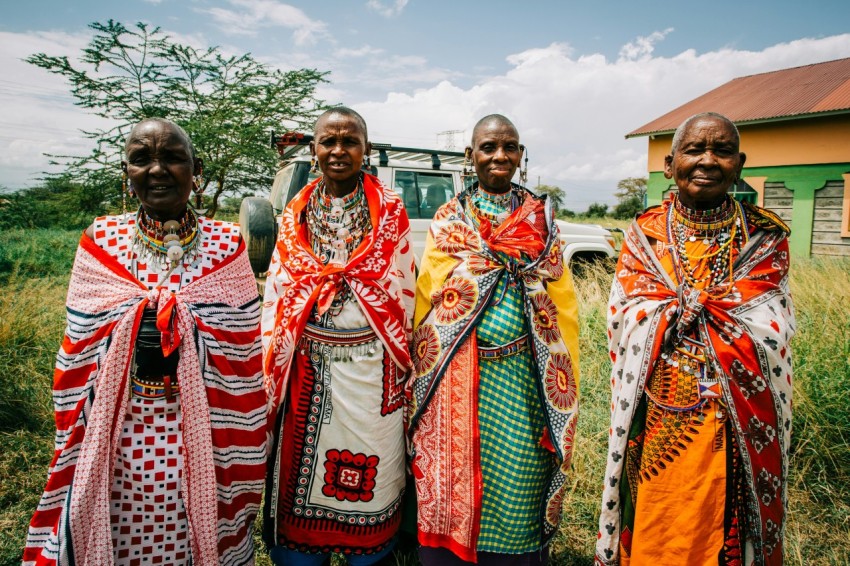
[596,112,795,566]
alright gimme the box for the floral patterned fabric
[409,185,580,562]
[595,201,795,566]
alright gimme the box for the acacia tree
[27,20,328,216]
[534,184,565,213]
[611,176,647,219]
[614,177,647,203]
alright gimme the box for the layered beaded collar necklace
[666,194,748,298]
[305,177,371,267]
[467,183,519,225]
[133,207,201,273]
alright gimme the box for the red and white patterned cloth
[111,397,190,566]
[24,214,268,566]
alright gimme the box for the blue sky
[2,0,850,208]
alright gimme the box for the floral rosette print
[544,353,577,412]
[412,323,441,377]
[434,221,482,255]
[432,276,478,324]
[530,292,561,344]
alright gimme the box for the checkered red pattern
[111,397,190,565]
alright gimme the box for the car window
[393,170,454,219]
[280,162,320,210]
[270,163,296,212]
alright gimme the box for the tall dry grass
[0,229,848,565]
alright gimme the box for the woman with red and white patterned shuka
[261,107,416,566]
[23,118,268,566]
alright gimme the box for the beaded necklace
[305,176,371,267]
[466,184,519,226]
[666,195,748,299]
[132,207,201,273]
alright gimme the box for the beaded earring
[121,170,133,215]
[192,168,205,210]
[192,170,204,194]
[518,144,529,186]
[310,156,319,174]
[462,148,472,181]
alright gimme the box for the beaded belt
[478,335,529,360]
[302,323,378,346]
[132,375,179,400]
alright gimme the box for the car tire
[239,197,277,275]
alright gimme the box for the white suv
[239,133,617,275]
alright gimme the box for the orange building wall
[644,114,850,171]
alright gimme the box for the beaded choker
[673,194,736,231]
[478,186,514,209]
[133,207,200,272]
[467,184,519,225]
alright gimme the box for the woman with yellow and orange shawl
[596,113,795,566]
[409,115,580,565]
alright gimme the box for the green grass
[1,229,848,565]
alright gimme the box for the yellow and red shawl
[409,187,580,562]
[595,202,795,566]
[24,234,267,566]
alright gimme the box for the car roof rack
[270,131,465,170]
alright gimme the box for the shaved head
[671,112,739,154]
[314,106,368,140]
[126,117,195,159]
[471,114,518,147]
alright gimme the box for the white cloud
[358,34,850,208]
[0,30,113,187]
[259,45,459,101]
[366,0,409,18]
[618,28,674,61]
[334,45,385,58]
[202,0,327,44]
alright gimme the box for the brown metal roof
[627,57,850,138]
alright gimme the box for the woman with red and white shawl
[23,118,268,565]
[409,115,580,565]
[261,107,415,566]
[595,113,795,566]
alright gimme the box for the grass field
[1,227,848,565]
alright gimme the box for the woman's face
[469,120,521,194]
[664,116,746,210]
[123,121,200,221]
[310,113,370,196]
